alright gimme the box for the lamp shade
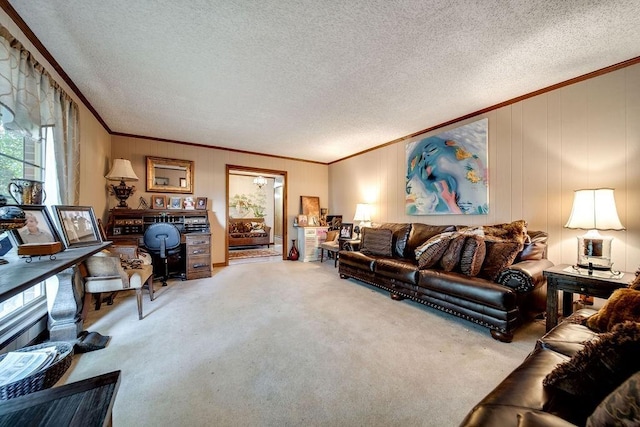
[564,188,624,230]
[105,159,139,182]
[353,204,371,222]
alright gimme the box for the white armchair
[319,230,341,267]
[82,245,154,320]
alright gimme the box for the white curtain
[0,26,80,205]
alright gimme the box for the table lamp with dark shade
[564,188,624,273]
[105,158,139,208]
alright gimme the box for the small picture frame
[52,205,102,249]
[339,223,353,239]
[179,178,187,188]
[169,196,182,209]
[11,205,63,245]
[297,214,308,227]
[196,197,207,210]
[152,195,166,209]
[183,196,195,210]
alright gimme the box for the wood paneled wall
[329,63,640,272]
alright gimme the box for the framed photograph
[300,196,320,219]
[297,214,308,227]
[151,195,166,209]
[183,196,195,210]
[179,178,187,188]
[11,205,62,245]
[339,223,353,239]
[169,196,182,209]
[52,205,102,248]
[196,197,207,210]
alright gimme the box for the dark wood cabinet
[106,209,212,280]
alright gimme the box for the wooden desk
[0,243,111,341]
[543,264,633,332]
[0,370,120,426]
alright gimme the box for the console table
[543,264,634,332]
[0,242,111,341]
[0,370,120,426]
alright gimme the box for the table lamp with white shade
[353,203,372,239]
[105,158,139,209]
[564,188,624,273]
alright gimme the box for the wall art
[405,118,488,215]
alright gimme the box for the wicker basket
[0,341,74,400]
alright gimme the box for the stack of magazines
[0,346,58,386]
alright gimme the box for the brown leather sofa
[338,223,553,342]
[228,217,271,248]
[460,308,601,426]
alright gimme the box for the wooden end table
[543,264,634,332]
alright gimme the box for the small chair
[319,230,341,267]
[143,222,181,286]
[82,246,154,320]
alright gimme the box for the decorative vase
[288,239,299,261]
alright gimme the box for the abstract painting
[405,118,488,215]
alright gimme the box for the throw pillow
[483,220,528,245]
[586,288,640,332]
[250,221,265,231]
[415,232,454,269]
[325,230,339,243]
[586,370,640,427]
[543,321,640,412]
[360,227,393,257]
[479,238,523,281]
[459,235,486,276]
[440,233,466,271]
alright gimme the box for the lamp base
[576,262,612,271]
[109,181,135,209]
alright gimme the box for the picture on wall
[405,118,488,215]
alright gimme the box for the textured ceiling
[7,0,640,163]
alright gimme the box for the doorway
[226,165,287,265]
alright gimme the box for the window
[0,124,59,328]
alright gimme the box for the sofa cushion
[375,258,419,285]
[360,227,393,256]
[479,238,523,282]
[440,233,466,271]
[543,321,640,415]
[459,235,486,276]
[406,223,456,257]
[415,231,454,269]
[378,223,412,258]
[586,370,640,427]
[338,251,377,272]
[586,288,640,332]
[516,230,548,262]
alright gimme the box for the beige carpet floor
[59,260,545,426]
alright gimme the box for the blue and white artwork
[405,118,488,215]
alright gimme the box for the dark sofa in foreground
[338,222,553,342]
[461,302,640,426]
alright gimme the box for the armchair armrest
[496,259,554,292]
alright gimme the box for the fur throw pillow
[479,238,523,281]
[543,321,640,412]
[586,288,640,332]
[482,220,528,245]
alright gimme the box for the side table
[543,264,633,332]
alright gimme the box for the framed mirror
[146,156,194,194]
